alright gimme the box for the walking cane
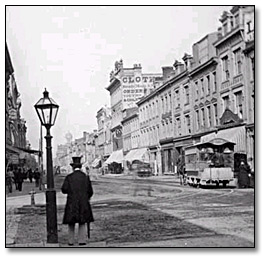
[87,222,90,239]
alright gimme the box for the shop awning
[6,144,20,154]
[124,148,150,163]
[91,158,101,168]
[104,150,123,164]
[200,125,246,153]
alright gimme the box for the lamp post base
[46,189,58,243]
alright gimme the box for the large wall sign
[121,74,156,109]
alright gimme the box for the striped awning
[124,148,150,163]
[200,125,246,153]
[91,158,101,168]
[104,150,123,164]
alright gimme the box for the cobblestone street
[6,174,254,247]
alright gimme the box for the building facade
[106,60,162,168]
[5,43,28,169]
[96,106,112,166]
[134,5,254,176]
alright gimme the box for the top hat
[70,156,82,167]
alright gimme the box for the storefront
[104,149,124,174]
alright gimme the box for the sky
[6,5,232,156]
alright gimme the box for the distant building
[96,106,112,166]
[105,60,162,169]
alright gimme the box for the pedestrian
[34,168,41,187]
[27,168,33,183]
[6,167,14,193]
[238,161,251,188]
[61,157,94,246]
[17,168,24,191]
[13,167,19,190]
[177,156,185,186]
[210,148,224,167]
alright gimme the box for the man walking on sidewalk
[61,156,94,246]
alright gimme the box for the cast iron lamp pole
[34,88,59,243]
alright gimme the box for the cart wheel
[223,182,227,187]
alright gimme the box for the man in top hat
[61,156,94,246]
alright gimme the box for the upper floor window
[235,91,243,119]
[185,85,190,104]
[175,89,180,108]
[213,103,218,126]
[201,108,205,127]
[251,57,255,81]
[201,78,204,96]
[222,56,230,81]
[185,114,191,134]
[206,75,210,95]
[196,110,200,130]
[175,117,181,135]
[234,49,242,75]
[212,71,217,93]
[222,95,230,111]
[207,106,212,127]
[195,81,199,100]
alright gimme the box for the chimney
[218,27,222,38]
[182,53,193,70]
[173,60,183,74]
[133,63,142,73]
[162,66,175,81]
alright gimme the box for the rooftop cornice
[105,77,121,91]
[214,26,244,48]
[189,57,218,77]
[137,70,189,106]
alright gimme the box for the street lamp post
[34,88,59,243]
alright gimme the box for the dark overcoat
[61,170,94,224]
[238,164,250,188]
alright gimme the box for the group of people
[6,167,42,193]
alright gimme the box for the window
[222,95,230,111]
[212,71,217,93]
[176,117,181,135]
[207,106,212,127]
[165,96,168,112]
[206,75,210,95]
[175,89,180,108]
[184,85,190,104]
[195,81,199,100]
[213,103,218,126]
[234,49,242,75]
[169,93,172,111]
[201,108,205,127]
[196,110,200,130]
[251,57,255,81]
[185,115,191,134]
[222,56,230,81]
[235,91,243,119]
[201,78,204,96]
